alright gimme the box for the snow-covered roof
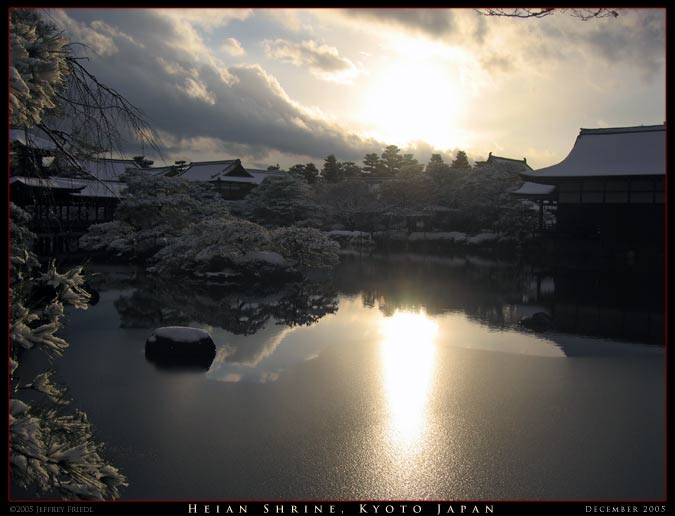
[246,169,287,185]
[10,128,58,150]
[523,124,665,182]
[178,160,248,182]
[76,159,143,181]
[485,153,532,171]
[11,176,126,199]
[511,182,556,197]
[11,176,81,191]
[69,180,127,199]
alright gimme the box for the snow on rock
[466,232,499,245]
[408,231,467,243]
[326,230,375,247]
[235,251,287,266]
[145,326,216,371]
[326,230,371,238]
[150,326,212,343]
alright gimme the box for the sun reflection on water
[379,310,438,449]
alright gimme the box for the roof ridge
[188,159,239,165]
[579,124,665,135]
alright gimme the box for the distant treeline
[268,145,476,184]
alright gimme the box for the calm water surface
[22,253,666,500]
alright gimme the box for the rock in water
[519,312,553,332]
[145,326,216,371]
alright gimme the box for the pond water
[18,252,665,500]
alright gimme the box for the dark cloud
[525,9,665,81]
[55,9,381,165]
[580,10,665,80]
[343,8,457,39]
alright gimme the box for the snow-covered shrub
[270,227,340,269]
[81,171,233,259]
[79,221,135,256]
[242,174,317,227]
[148,218,272,276]
[82,171,341,277]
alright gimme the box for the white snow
[151,326,212,343]
[408,231,467,243]
[327,230,372,238]
[246,251,286,266]
[512,182,556,196]
[466,232,499,245]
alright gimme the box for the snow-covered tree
[9,9,159,499]
[81,171,340,277]
[148,218,273,276]
[9,10,69,128]
[269,227,340,269]
[439,161,537,235]
[10,9,159,172]
[10,204,128,500]
[241,174,317,227]
[80,170,232,259]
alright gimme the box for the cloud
[499,9,666,81]
[49,10,122,56]
[263,38,362,84]
[55,9,384,166]
[221,37,246,56]
[156,8,252,30]
[578,10,665,80]
[342,8,457,39]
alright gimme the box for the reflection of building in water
[337,253,664,346]
[547,269,664,344]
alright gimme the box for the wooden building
[170,159,287,199]
[513,124,665,244]
[10,176,126,255]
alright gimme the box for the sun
[358,53,469,150]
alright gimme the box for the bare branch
[476,8,619,20]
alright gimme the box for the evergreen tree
[304,163,319,184]
[341,161,362,179]
[362,153,383,175]
[289,164,307,181]
[451,150,471,170]
[322,154,342,183]
[400,153,424,176]
[381,145,403,176]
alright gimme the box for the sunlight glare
[379,310,439,448]
[360,51,469,149]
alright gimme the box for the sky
[48,8,665,170]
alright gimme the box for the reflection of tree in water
[273,282,339,327]
[336,253,526,328]
[113,276,338,335]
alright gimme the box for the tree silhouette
[381,145,403,176]
[322,154,342,182]
[363,152,384,176]
[451,150,471,170]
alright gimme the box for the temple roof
[522,124,665,182]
